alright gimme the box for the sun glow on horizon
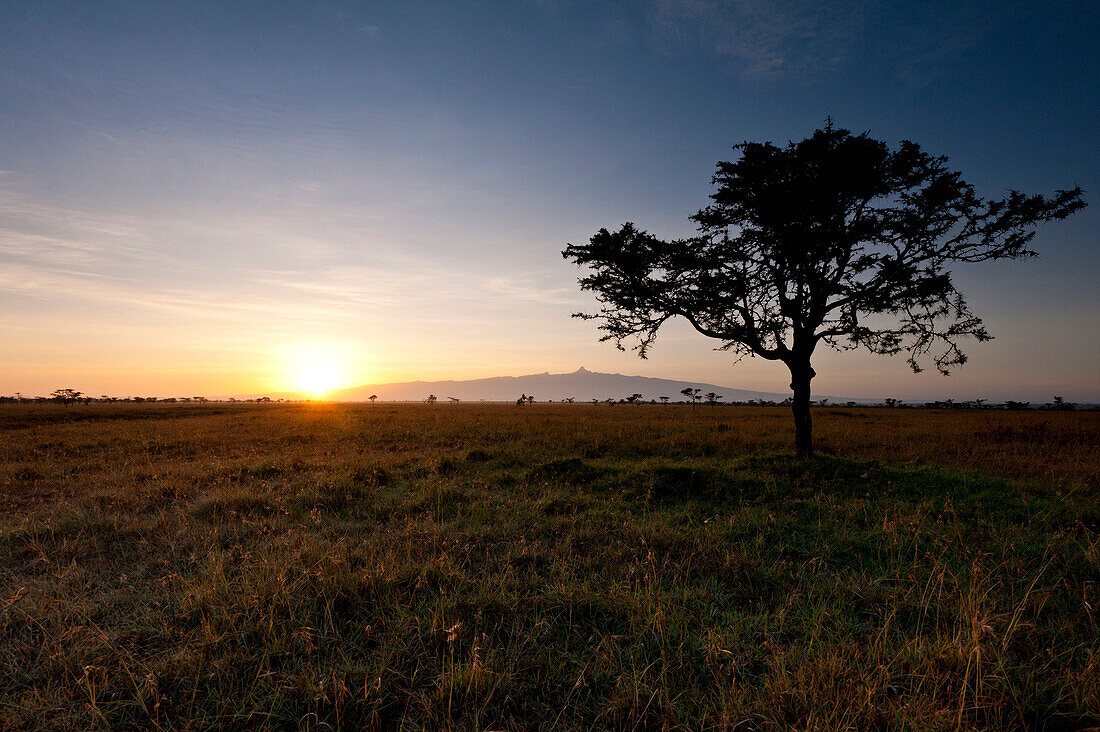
[290,346,353,397]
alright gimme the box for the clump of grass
[190,489,277,519]
[464,448,493,463]
[351,462,390,487]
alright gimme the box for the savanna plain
[0,403,1097,730]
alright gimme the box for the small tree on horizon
[369,394,377,404]
[564,122,1084,457]
[680,387,701,410]
[1049,395,1076,411]
[427,394,437,405]
[51,388,82,407]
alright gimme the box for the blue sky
[1,1,1096,400]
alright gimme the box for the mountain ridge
[320,367,857,403]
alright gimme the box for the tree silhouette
[680,387,701,410]
[427,394,437,405]
[660,396,670,405]
[369,394,377,404]
[565,397,575,404]
[51,388,82,407]
[704,392,723,406]
[564,123,1084,457]
[1048,395,1076,411]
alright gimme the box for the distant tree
[527,395,535,405]
[369,394,377,404]
[1005,400,1031,410]
[884,398,903,408]
[660,396,670,405]
[625,393,643,405]
[605,398,616,406]
[564,122,1085,457]
[680,387,702,410]
[591,398,600,406]
[427,394,437,405]
[51,388,82,407]
[1048,395,1076,411]
[565,397,575,404]
[972,398,987,409]
[448,396,460,404]
[704,392,723,406]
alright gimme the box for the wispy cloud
[652,0,868,79]
[0,176,583,347]
[650,0,1020,81]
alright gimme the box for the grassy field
[0,403,1097,730]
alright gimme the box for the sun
[292,349,348,396]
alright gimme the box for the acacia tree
[51,388,83,407]
[564,123,1084,457]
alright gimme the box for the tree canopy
[563,123,1084,456]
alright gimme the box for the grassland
[0,403,1097,730]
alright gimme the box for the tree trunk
[789,361,816,458]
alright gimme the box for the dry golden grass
[0,403,1097,729]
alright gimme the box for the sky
[1,0,1097,401]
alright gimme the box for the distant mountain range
[323,367,855,403]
